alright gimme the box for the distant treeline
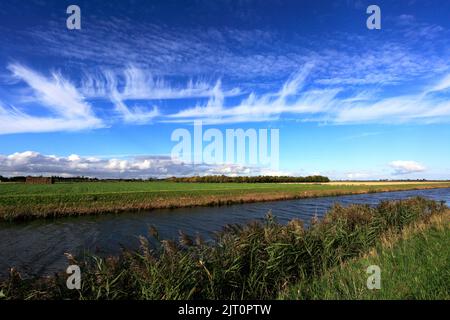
[0,176,27,182]
[0,176,158,183]
[165,175,331,183]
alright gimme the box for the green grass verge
[281,214,450,300]
[1,181,449,221]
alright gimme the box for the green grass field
[1,181,450,221]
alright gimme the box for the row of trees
[0,176,157,183]
[0,176,28,182]
[165,175,331,183]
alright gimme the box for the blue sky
[0,0,450,179]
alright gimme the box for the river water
[0,188,449,278]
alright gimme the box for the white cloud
[80,66,241,125]
[2,10,450,131]
[1,64,239,130]
[3,62,450,131]
[166,64,341,124]
[429,74,450,93]
[81,66,241,101]
[0,152,440,180]
[0,102,104,135]
[396,14,416,26]
[345,172,372,180]
[0,64,104,135]
[166,66,450,125]
[389,161,426,175]
[9,64,93,119]
[110,91,160,124]
[24,17,450,88]
[0,151,285,179]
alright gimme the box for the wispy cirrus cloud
[3,62,450,133]
[166,63,341,124]
[110,91,159,124]
[1,64,242,129]
[78,66,241,124]
[8,14,447,89]
[0,64,104,135]
[80,66,241,101]
[165,65,450,125]
[8,64,97,119]
[1,11,450,132]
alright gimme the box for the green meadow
[1,181,450,221]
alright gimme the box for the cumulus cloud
[0,151,285,179]
[389,161,426,175]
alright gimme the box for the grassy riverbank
[0,181,449,221]
[281,210,450,299]
[0,197,447,300]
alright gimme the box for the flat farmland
[1,181,449,221]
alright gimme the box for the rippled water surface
[1,188,449,278]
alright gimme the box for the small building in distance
[26,176,54,184]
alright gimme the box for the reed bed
[0,197,447,300]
